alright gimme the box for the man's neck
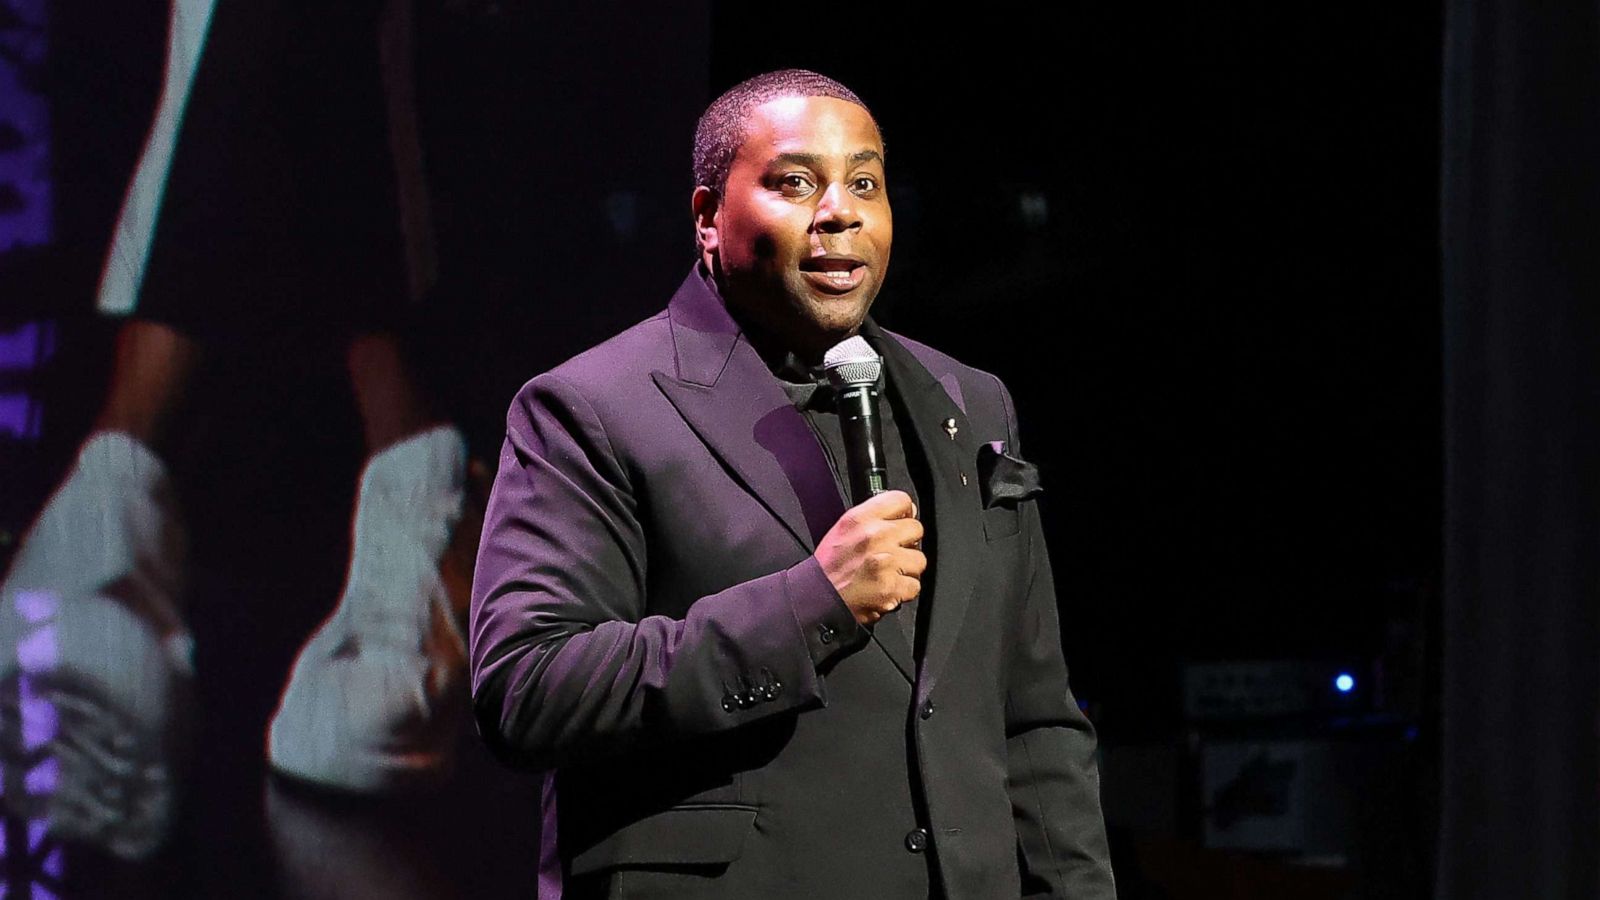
[700,264,842,371]
[740,319,826,380]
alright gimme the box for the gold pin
[943,417,958,440]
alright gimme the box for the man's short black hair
[692,69,876,197]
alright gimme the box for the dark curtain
[1439,2,1600,898]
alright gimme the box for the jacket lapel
[651,269,843,554]
[863,322,984,688]
[650,270,964,688]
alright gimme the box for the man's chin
[797,285,876,327]
[797,302,872,346]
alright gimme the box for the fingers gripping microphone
[823,337,887,505]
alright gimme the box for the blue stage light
[1334,673,1356,693]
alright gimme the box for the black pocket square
[976,441,1042,509]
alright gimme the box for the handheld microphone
[823,336,887,505]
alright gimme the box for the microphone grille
[822,336,882,388]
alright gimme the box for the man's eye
[851,176,880,194]
[779,174,815,194]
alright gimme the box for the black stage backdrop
[1439,2,1600,898]
[4,2,1453,895]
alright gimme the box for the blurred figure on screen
[0,0,478,859]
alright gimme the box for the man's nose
[812,182,861,234]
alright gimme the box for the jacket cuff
[782,556,865,668]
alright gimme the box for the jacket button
[818,624,836,645]
[919,699,936,720]
[763,681,783,700]
[904,827,930,853]
[721,694,737,713]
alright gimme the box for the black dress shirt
[762,345,931,652]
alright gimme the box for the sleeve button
[904,827,930,853]
[721,694,737,713]
[919,699,936,720]
[818,624,836,645]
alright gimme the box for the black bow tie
[773,357,834,411]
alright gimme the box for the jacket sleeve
[467,372,863,770]
[995,377,1118,899]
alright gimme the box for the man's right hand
[814,490,926,626]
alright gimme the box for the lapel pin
[942,417,958,441]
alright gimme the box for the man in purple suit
[469,69,1116,899]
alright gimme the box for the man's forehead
[742,95,883,160]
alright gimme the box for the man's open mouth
[799,256,868,294]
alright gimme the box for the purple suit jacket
[469,268,1116,899]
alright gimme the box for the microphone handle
[837,383,887,505]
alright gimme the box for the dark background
[723,5,1445,736]
[1,2,1443,896]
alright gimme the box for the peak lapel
[650,270,843,554]
[865,323,984,688]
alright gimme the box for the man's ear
[692,185,720,256]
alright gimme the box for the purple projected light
[2,590,62,891]
[23,757,56,796]
[13,593,59,759]
[0,0,52,253]
[15,591,53,625]
[15,624,55,675]
[0,393,40,440]
[0,322,57,371]
[0,323,57,441]
[20,694,56,755]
